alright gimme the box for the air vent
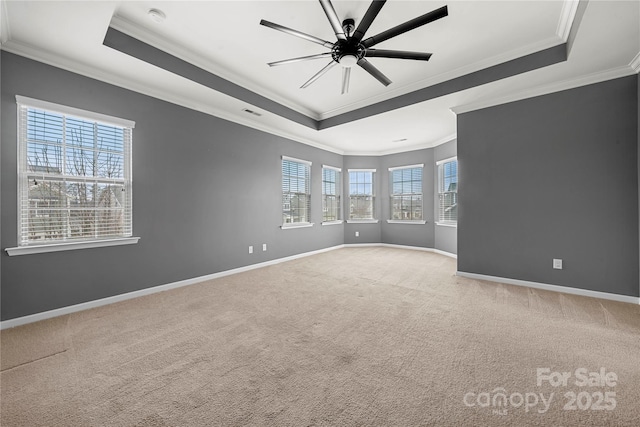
[242,108,262,117]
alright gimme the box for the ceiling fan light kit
[260,0,448,94]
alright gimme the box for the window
[282,156,311,227]
[322,166,341,223]
[12,96,136,253]
[348,169,376,221]
[437,157,458,224]
[389,164,424,222]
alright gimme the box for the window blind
[348,170,375,220]
[322,166,341,222]
[389,165,423,221]
[437,159,458,223]
[282,157,311,224]
[17,100,133,246]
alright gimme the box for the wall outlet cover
[553,259,562,269]
[249,246,253,254]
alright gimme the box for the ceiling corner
[631,51,640,74]
[556,0,580,41]
[0,0,10,46]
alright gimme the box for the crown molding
[630,51,640,73]
[109,14,321,121]
[0,0,10,46]
[318,36,563,120]
[450,65,635,115]
[556,0,580,41]
[1,39,344,155]
[320,0,580,120]
[343,134,457,157]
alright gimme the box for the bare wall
[457,75,639,297]
[380,149,435,249]
[1,52,344,321]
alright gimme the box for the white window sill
[386,220,427,225]
[436,222,457,228]
[346,219,379,224]
[281,223,315,229]
[5,237,140,256]
[321,221,344,226]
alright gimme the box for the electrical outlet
[355,231,359,237]
[262,243,267,251]
[248,246,253,254]
[553,259,562,269]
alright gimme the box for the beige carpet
[1,247,639,426]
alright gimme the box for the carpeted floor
[1,247,639,426]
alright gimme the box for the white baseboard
[456,271,640,305]
[0,244,345,330]
[344,243,458,259]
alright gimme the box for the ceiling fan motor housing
[332,38,365,68]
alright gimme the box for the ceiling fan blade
[352,0,387,44]
[357,58,391,86]
[341,67,351,94]
[268,52,333,67]
[301,60,338,88]
[260,19,335,48]
[362,5,448,48]
[364,49,432,61]
[319,0,347,41]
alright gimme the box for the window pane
[19,102,133,245]
[282,159,311,224]
[27,142,63,174]
[438,160,458,223]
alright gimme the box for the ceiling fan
[260,0,448,94]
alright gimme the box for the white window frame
[436,156,458,227]
[387,163,426,224]
[321,165,342,225]
[6,96,139,256]
[347,168,378,223]
[281,155,313,229]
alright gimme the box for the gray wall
[1,52,344,320]
[434,139,458,255]
[458,75,639,297]
[380,149,435,248]
[342,150,444,248]
[342,156,383,244]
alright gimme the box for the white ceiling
[1,0,639,155]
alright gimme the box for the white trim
[347,168,376,173]
[386,220,427,225]
[450,66,635,115]
[0,244,346,330]
[322,165,342,172]
[280,222,314,229]
[109,14,320,121]
[282,155,312,166]
[346,219,379,224]
[318,36,562,120]
[343,243,457,259]
[16,95,135,128]
[630,51,640,73]
[321,220,343,226]
[436,156,457,166]
[5,237,140,256]
[345,135,457,157]
[456,271,640,305]
[388,164,424,172]
[1,40,344,157]
[435,222,457,228]
[0,0,10,45]
[556,0,580,42]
